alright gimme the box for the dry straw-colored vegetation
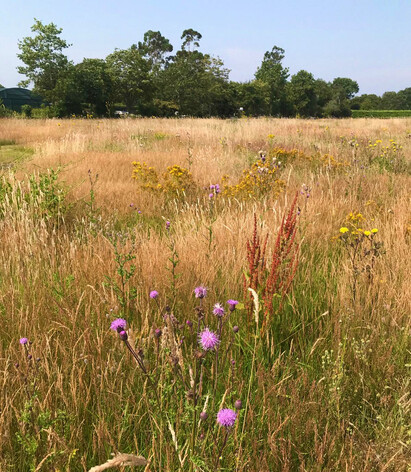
[0,117,410,471]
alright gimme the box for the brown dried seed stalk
[88,453,147,472]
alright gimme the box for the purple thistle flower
[110,318,127,332]
[217,408,237,427]
[227,299,239,312]
[165,221,170,230]
[154,328,162,338]
[215,184,220,194]
[194,286,207,299]
[209,193,214,199]
[150,290,159,299]
[19,337,28,345]
[213,303,225,317]
[198,328,219,351]
[210,185,215,190]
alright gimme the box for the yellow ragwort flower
[340,227,349,234]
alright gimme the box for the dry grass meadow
[0,117,410,471]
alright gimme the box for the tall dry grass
[0,117,410,471]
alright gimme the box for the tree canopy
[17,19,72,101]
[13,19,410,118]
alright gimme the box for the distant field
[352,109,411,118]
[0,117,410,471]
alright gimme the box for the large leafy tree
[287,70,318,117]
[332,77,359,101]
[17,19,72,101]
[74,59,114,115]
[158,30,233,116]
[397,87,411,109]
[138,30,173,70]
[255,46,289,115]
[106,46,152,113]
[234,80,270,116]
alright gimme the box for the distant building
[0,88,43,112]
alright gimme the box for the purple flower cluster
[194,286,207,299]
[209,184,220,194]
[217,408,237,427]
[150,290,159,299]
[110,318,127,332]
[213,303,225,317]
[227,299,239,312]
[198,328,219,351]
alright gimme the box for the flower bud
[119,330,128,341]
[234,400,243,410]
[154,328,162,338]
[200,411,208,421]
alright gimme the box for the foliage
[255,46,290,116]
[132,161,197,198]
[352,109,411,118]
[17,19,72,101]
[244,196,299,334]
[106,46,152,113]
[287,70,318,117]
[137,30,173,69]
[222,152,285,198]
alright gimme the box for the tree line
[11,19,411,118]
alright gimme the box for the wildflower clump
[338,211,384,302]
[366,138,406,172]
[132,161,196,198]
[222,152,285,198]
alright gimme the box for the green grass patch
[0,139,16,146]
[0,144,34,167]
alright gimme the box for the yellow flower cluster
[131,162,195,197]
[338,211,378,241]
[368,138,403,156]
[222,158,285,198]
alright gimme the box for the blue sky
[1,0,410,95]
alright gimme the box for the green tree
[234,80,270,116]
[17,19,72,101]
[138,30,173,70]
[106,46,152,113]
[332,77,359,100]
[314,79,333,115]
[255,46,289,115]
[397,88,411,109]
[380,91,402,110]
[75,59,113,115]
[157,30,233,116]
[354,94,382,110]
[287,70,318,117]
[181,29,202,51]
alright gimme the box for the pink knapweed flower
[217,408,237,427]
